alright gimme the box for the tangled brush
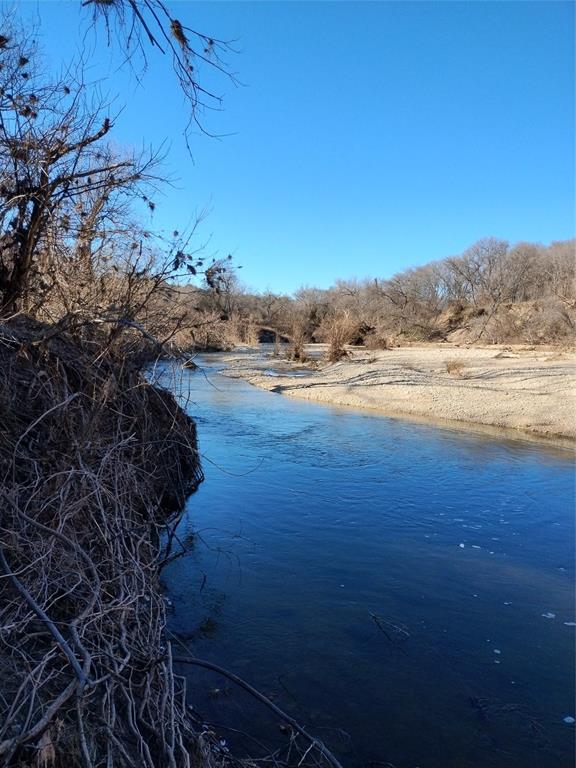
[0,316,211,767]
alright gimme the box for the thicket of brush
[0,318,344,768]
[0,316,218,767]
[0,4,572,764]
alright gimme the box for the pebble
[459,543,465,548]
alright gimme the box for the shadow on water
[160,357,575,768]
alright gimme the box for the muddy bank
[221,344,576,444]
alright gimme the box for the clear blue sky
[19,1,576,294]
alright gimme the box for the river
[160,356,575,768]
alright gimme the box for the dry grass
[445,358,467,377]
[319,314,358,363]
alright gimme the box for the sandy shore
[220,344,576,445]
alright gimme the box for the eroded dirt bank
[221,345,576,444]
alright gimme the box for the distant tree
[499,242,542,302]
[545,240,576,307]
[258,290,290,327]
[446,238,509,306]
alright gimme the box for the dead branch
[172,655,345,768]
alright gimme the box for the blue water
[161,358,575,768]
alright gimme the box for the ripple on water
[161,363,575,768]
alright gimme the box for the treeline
[176,237,575,357]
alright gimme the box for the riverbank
[0,318,209,767]
[220,344,576,444]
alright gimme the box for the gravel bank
[221,345,576,444]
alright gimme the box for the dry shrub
[167,310,232,353]
[315,313,358,363]
[445,358,467,377]
[288,320,308,361]
[225,318,260,347]
[0,316,217,768]
[364,332,390,350]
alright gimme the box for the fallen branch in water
[370,612,410,654]
[172,655,345,768]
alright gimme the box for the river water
[161,356,575,768]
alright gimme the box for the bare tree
[0,24,164,314]
[545,240,576,307]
